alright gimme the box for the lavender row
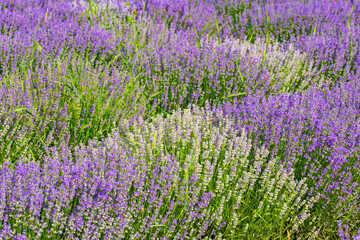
[0,106,322,239]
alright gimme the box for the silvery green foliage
[115,104,319,237]
[201,36,324,93]
[265,43,324,92]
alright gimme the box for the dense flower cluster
[0,0,359,239]
[1,105,320,239]
[220,80,360,232]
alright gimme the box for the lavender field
[0,0,360,239]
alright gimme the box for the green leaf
[29,148,36,163]
[313,23,317,35]
[149,91,162,99]
[0,108,25,115]
[215,17,221,45]
[226,92,247,98]
[151,225,166,228]
[44,7,49,24]
[32,40,43,52]
[0,2,7,10]
[151,132,157,150]
[80,124,91,131]
[119,134,144,146]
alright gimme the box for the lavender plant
[0,0,359,239]
[0,47,148,164]
[0,105,319,239]
[220,0,360,86]
[200,36,325,93]
[219,80,360,238]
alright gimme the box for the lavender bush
[0,0,359,239]
[1,105,320,239]
[219,80,360,238]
